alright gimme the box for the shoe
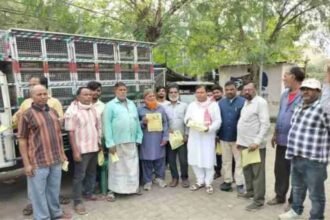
[237,192,254,199]
[181,179,190,188]
[56,210,72,220]
[220,182,233,192]
[154,178,167,188]
[245,202,263,211]
[206,185,214,194]
[236,185,245,194]
[278,209,301,219]
[74,203,88,215]
[169,178,178,187]
[267,197,285,205]
[143,182,152,191]
[213,172,221,179]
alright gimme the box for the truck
[0,28,155,178]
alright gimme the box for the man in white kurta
[184,86,221,194]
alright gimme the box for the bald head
[31,85,48,106]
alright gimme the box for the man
[12,76,63,128]
[165,85,189,188]
[65,87,101,215]
[218,81,245,193]
[13,76,67,217]
[156,86,170,106]
[103,82,143,201]
[138,89,169,191]
[184,85,221,194]
[17,85,71,220]
[237,82,270,211]
[211,84,224,179]
[267,67,304,207]
[87,81,105,117]
[278,74,330,220]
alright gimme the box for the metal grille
[0,87,4,111]
[22,88,30,99]
[51,87,74,106]
[127,85,137,99]
[137,47,150,62]
[100,85,115,103]
[76,63,96,81]
[97,43,114,61]
[99,63,115,80]
[119,45,134,61]
[138,64,151,80]
[0,32,5,60]
[139,84,153,92]
[19,62,44,82]
[16,37,42,58]
[46,39,68,59]
[75,42,94,60]
[120,64,135,80]
[48,62,71,82]
[8,85,18,107]
[0,62,14,83]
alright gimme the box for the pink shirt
[65,102,101,154]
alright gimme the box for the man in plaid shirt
[279,71,330,220]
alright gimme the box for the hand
[109,147,117,155]
[98,143,103,151]
[271,135,276,148]
[73,152,82,162]
[24,164,34,177]
[248,143,259,152]
[215,136,220,142]
[160,140,168,146]
[142,117,148,125]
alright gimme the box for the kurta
[138,105,169,160]
[184,101,221,168]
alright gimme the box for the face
[301,88,320,104]
[91,87,102,101]
[225,85,237,99]
[212,89,223,101]
[144,92,156,102]
[168,88,179,102]
[242,83,256,101]
[29,77,40,88]
[115,86,127,100]
[78,88,93,105]
[283,72,295,89]
[195,87,207,102]
[207,91,213,98]
[31,85,48,106]
[157,88,166,99]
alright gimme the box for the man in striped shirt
[279,74,330,220]
[65,87,102,215]
[18,85,71,220]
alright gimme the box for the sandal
[74,203,88,215]
[59,195,71,204]
[54,211,72,220]
[189,183,205,191]
[106,193,116,202]
[83,194,99,201]
[22,203,33,216]
[206,185,214,194]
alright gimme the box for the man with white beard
[165,85,189,188]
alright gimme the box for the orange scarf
[145,100,158,110]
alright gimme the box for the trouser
[27,163,63,220]
[243,148,266,206]
[72,152,98,205]
[214,155,222,175]
[291,156,327,220]
[221,141,244,185]
[274,145,293,203]
[141,157,166,184]
[166,144,188,180]
[192,166,214,186]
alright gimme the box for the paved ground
[1,139,330,220]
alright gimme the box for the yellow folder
[241,148,261,167]
[146,113,163,132]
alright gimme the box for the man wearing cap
[267,67,304,207]
[279,71,330,220]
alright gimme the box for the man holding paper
[103,82,143,201]
[138,89,169,191]
[184,85,221,194]
[236,82,270,211]
[165,84,189,188]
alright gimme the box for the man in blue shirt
[218,81,245,193]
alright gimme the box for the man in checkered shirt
[279,70,330,220]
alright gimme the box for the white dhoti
[108,143,139,194]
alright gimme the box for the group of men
[15,66,330,220]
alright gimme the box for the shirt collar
[114,97,127,103]
[32,103,50,112]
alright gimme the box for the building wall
[219,63,294,118]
